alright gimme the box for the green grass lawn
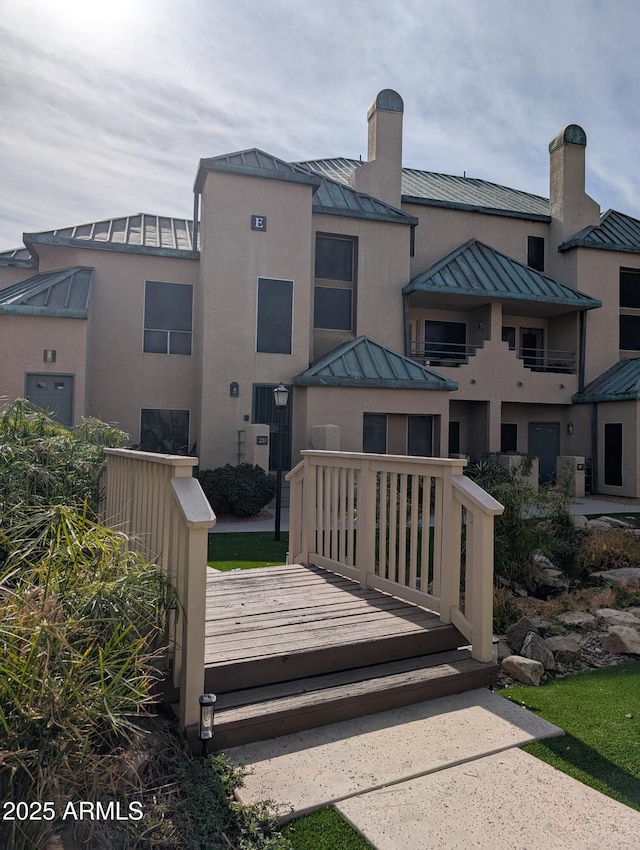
[283,807,374,850]
[207,532,289,570]
[500,661,640,811]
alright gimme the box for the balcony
[410,341,577,374]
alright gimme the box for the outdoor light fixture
[567,423,575,435]
[273,383,290,542]
[199,693,216,755]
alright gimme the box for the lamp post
[273,383,289,541]
[198,693,216,757]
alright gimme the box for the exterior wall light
[199,693,217,756]
[567,423,574,435]
[273,383,290,541]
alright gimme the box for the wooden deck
[204,563,497,748]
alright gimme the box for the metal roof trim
[0,305,89,319]
[401,195,551,222]
[24,232,199,260]
[294,335,458,391]
[572,358,640,403]
[311,204,417,226]
[403,239,602,310]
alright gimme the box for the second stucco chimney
[549,125,600,244]
[351,89,404,208]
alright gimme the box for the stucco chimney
[549,125,600,244]
[351,89,404,208]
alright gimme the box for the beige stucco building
[2,89,640,495]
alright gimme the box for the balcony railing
[410,340,577,374]
[410,341,480,367]
[514,347,576,374]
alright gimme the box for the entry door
[528,422,560,485]
[252,384,292,470]
[521,328,544,370]
[25,373,74,425]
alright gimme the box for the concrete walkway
[226,688,640,849]
[210,493,640,534]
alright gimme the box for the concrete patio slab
[226,688,563,816]
[337,747,640,850]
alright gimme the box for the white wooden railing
[287,451,503,662]
[100,448,215,736]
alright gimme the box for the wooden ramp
[205,563,497,749]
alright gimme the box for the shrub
[577,528,640,575]
[197,463,276,518]
[466,455,579,588]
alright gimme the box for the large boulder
[595,608,640,629]
[520,632,556,670]
[600,627,640,655]
[545,635,582,666]
[505,616,539,654]
[590,568,640,586]
[556,611,597,629]
[501,655,544,686]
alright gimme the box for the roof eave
[402,280,601,310]
[572,392,639,404]
[312,204,418,226]
[24,233,199,261]
[292,375,458,390]
[194,159,321,194]
[0,305,88,319]
[559,239,640,254]
[401,195,551,222]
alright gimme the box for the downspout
[578,310,587,392]
[403,293,410,357]
[192,191,200,253]
[590,401,598,494]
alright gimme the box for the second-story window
[527,236,545,271]
[144,281,193,355]
[620,269,640,351]
[314,235,356,331]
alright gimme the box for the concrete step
[213,650,497,749]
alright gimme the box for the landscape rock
[530,617,555,636]
[545,635,582,665]
[590,568,640,585]
[521,631,556,670]
[587,519,614,531]
[628,607,640,618]
[505,616,538,654]
[532,552,556,571]
[572,515,589,531]
[501,655,544,686]
[597,515,633,528]
[599,627,640,655]
[512,582,528,597]
[595,608,640,629]
[556,611,597,629]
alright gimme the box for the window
[424,321,467,363]
[501,423,518,453]
[620,269,640,351]
[604,423,623,487]
[140,408,189,454]
[448,421,460,455]
[314,235,355,331]
[407,415,433,457]
[363,413,387,453]
[620,269,640,308]
[527,236,545,271]
[144,281,192,355]
[502,326,516,349]
[619,315,640,350]
[256,277,293,354]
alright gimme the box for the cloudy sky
[2,0,640,250]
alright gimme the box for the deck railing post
[301,457,316,564]
[469,510,495,662]
[355,457,376,589]
[439,464,462,624]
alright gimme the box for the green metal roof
[0,247,34,268]
[0,266,94,318]
[297,158,551,221]
[293,336,458,390]
[311,174,416,225]
[403,239,601,311]
[25,214,198,259]
[560,209,640,254]
[195,148,322,193]
[573,359,640,403]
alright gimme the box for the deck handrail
[100,448,215,735]
[286,450,504,662]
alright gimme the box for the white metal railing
[100,448,215,736]
[286,451,503,662]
